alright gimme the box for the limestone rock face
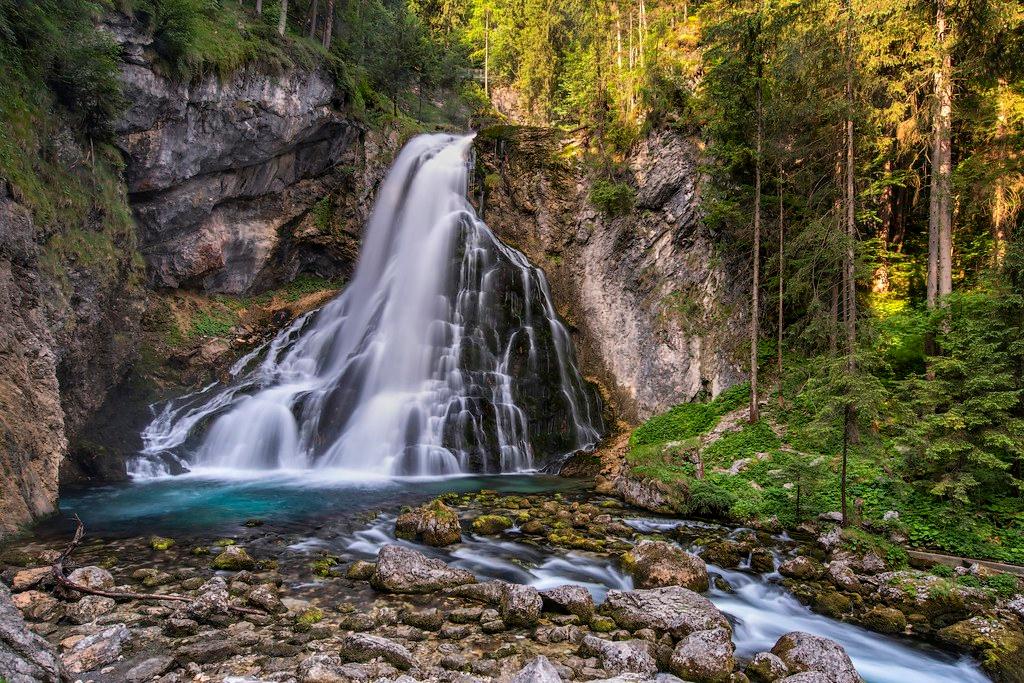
[0,584,65,682]
[105,15,381,295]
[370,545,476,594]
[475,126,746,423]
[0,191,142,536]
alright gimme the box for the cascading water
[136,133,603,477]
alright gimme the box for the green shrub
[984,573,1020,597]
[681,478,736,517]
[931,563,954,578]
[589,179,636,217]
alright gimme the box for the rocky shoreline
[1,484,1018,682]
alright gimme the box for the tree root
[51,514,263,616]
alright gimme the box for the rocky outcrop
[105,15,388,295]
[475,126,746,423]
[1,142,143,537]
[0,584,65,682]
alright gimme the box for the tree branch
[52,515,263,616]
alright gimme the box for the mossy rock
[311,555,342,577]
[149,536,175,551]
[938,617,1024,682]
[590,615,616,632]
[190,546,210,556]
[472,515,513,535]
[212,545,256,571]
[813,590,853,618]
[295,607,325,632]
[214,538,237,547]
[861,606,907,634]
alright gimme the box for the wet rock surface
[0,486,1005,682]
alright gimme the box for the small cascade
[135,133,603,477]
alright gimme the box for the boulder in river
[212,545,256,571]
[771,631,861,683]
[370,544,476,594]
[500,583,543,627]
[0,583,65,683]
[626,539,709,591]
[65,565,114,593]
[541,584,596,620]
[669,627,735,682]
[779,556,824,580]
[580,634,658,677]
[338,633,416,670]
[602,587,730,639]
[746,651,790,681]
[395,499,462,546]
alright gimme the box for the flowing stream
[335,513,990,683]
[136,134,602,477]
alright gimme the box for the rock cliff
[474,127,747,423]
[106,16,378,294]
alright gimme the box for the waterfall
[135,133,603,477]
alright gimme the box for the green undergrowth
[123,0,328,81]
[626,378,1024,563]
[629,383,750,448]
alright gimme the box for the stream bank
[0,476,1004,682]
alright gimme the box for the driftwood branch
[52,514,262,616]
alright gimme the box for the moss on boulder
[472,514,513,535]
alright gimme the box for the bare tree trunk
[929,0,953,303]
[841,0,858,526]
[484,8,490,96]
[777,166,784,408]
[278,0,288,35]
[750,76,762,424]
[255,0,262,15]
[321,0,334,49]
[307,0,319,39]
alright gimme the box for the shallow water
[46,472,581,539]
[44,475,989,683]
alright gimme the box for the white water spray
[136,134,602,477]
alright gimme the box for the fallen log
[51,514,263,616]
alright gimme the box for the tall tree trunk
[278,0,288,35]
[321,0,334,49]
[928,0,953,306]
[255,0,262,15]
[307,0,319,40]
[777,166,784,408]
[841,0,858,526]
[750,75,763,424]
[484,9,490,97]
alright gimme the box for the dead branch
[52,514,263,616]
